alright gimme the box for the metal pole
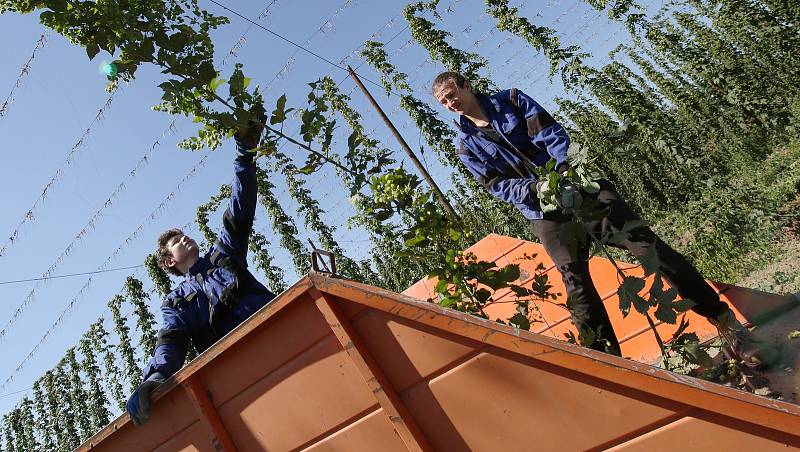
[346,66,462,225]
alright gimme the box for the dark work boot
[709,310,778,370]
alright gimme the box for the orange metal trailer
[78,256,799,450]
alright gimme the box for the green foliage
[64,347,92,440]
[2,0,374,180]
[125,276,158,358]
[319,77,426,291]
[255,166,310,275]
[31,380,54,450]
[582,0,643,29]
[2,410,17,452]
[91,318,126,411]
[272,151,363,281]
[249,231,287,294]
[0,0,253,151]
[360,41,459,168]
[484,0,585,79]
[79,319,111,433]
[49,363,80,450]
[15,397,37,452]
[195,184,232,247]
[662,317,714,372]
[108,294,140,395]
[365,166,557,328]
[145,253,172,298]
[403,0,494,93]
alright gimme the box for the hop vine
[125,276,158,359]
[79,320,111,432]
[145,253,172,298]
[108,294,140,395]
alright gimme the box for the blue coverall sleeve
[456,137,534,206]
[142,305,189,380]
[217,145,257,259]
[514,90,570,168]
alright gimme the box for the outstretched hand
[557,183,583,215]
[534,173,583,215]
[234,103,266,151]
[126,372,166,426]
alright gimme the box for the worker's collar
[185,255,211,278]
[456,93,502,134]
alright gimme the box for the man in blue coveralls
[432,71,773,368]
[126,105,276,425]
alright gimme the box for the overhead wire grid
[0,0,639,407]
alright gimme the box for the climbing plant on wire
[318,77,434,291]
[88,318,126,411]
[317,76,396,224]
[357,44,460,168]
[51,363,80,450]
[255,166,310,275]
[125,276,158,359]
[581,0,643,28]
[79,320,112,432]
[483,0,585,79]
[249,231,287,293]
[64,348,92,441]
[2,409,17,452]
[403,0,494,93]
[108,294,140,394]
[272,148,362,280]
[195,184,232,247]
[15,397,37,452]
[145,253,172,298]
[31,379,54,451]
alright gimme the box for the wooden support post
[347,65,462,226]
[310,287,433,452]
[182,375,238,452]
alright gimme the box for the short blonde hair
[432,71,467,96]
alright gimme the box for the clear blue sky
[0,0,649,415]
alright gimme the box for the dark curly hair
[156,228,184,276]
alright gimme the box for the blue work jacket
[142,148,275,380]
[455,88,570,220]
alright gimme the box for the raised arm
[216,105,265,259]
[216,149,257,258]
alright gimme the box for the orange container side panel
[403,233,798,364]
[80,271,800,452]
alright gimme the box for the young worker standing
[126,106,277,425]
[432,71,772,367]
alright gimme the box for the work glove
[234,103,266,153]
[126,372,166,426]
[557,183,583,215]
[533,174,583,215]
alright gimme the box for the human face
[163,233,199,271]
[434,80,473,114]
